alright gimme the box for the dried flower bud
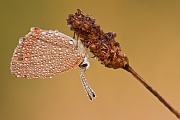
[67,9,129,69]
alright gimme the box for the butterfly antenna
[79,67,96,101]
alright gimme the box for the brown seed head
[67,9,129,69]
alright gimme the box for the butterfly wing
[10,27,83,78]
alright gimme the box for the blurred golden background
[1,0,180,120]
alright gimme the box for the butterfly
[10,27,96,101]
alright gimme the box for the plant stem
[124,65,180,119]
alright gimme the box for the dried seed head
[67,9,129,69]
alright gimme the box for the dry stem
[124,65,180,119]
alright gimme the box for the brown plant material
[67,9,128,69]
[67,9,180,119]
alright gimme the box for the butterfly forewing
[10,27,83,78]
